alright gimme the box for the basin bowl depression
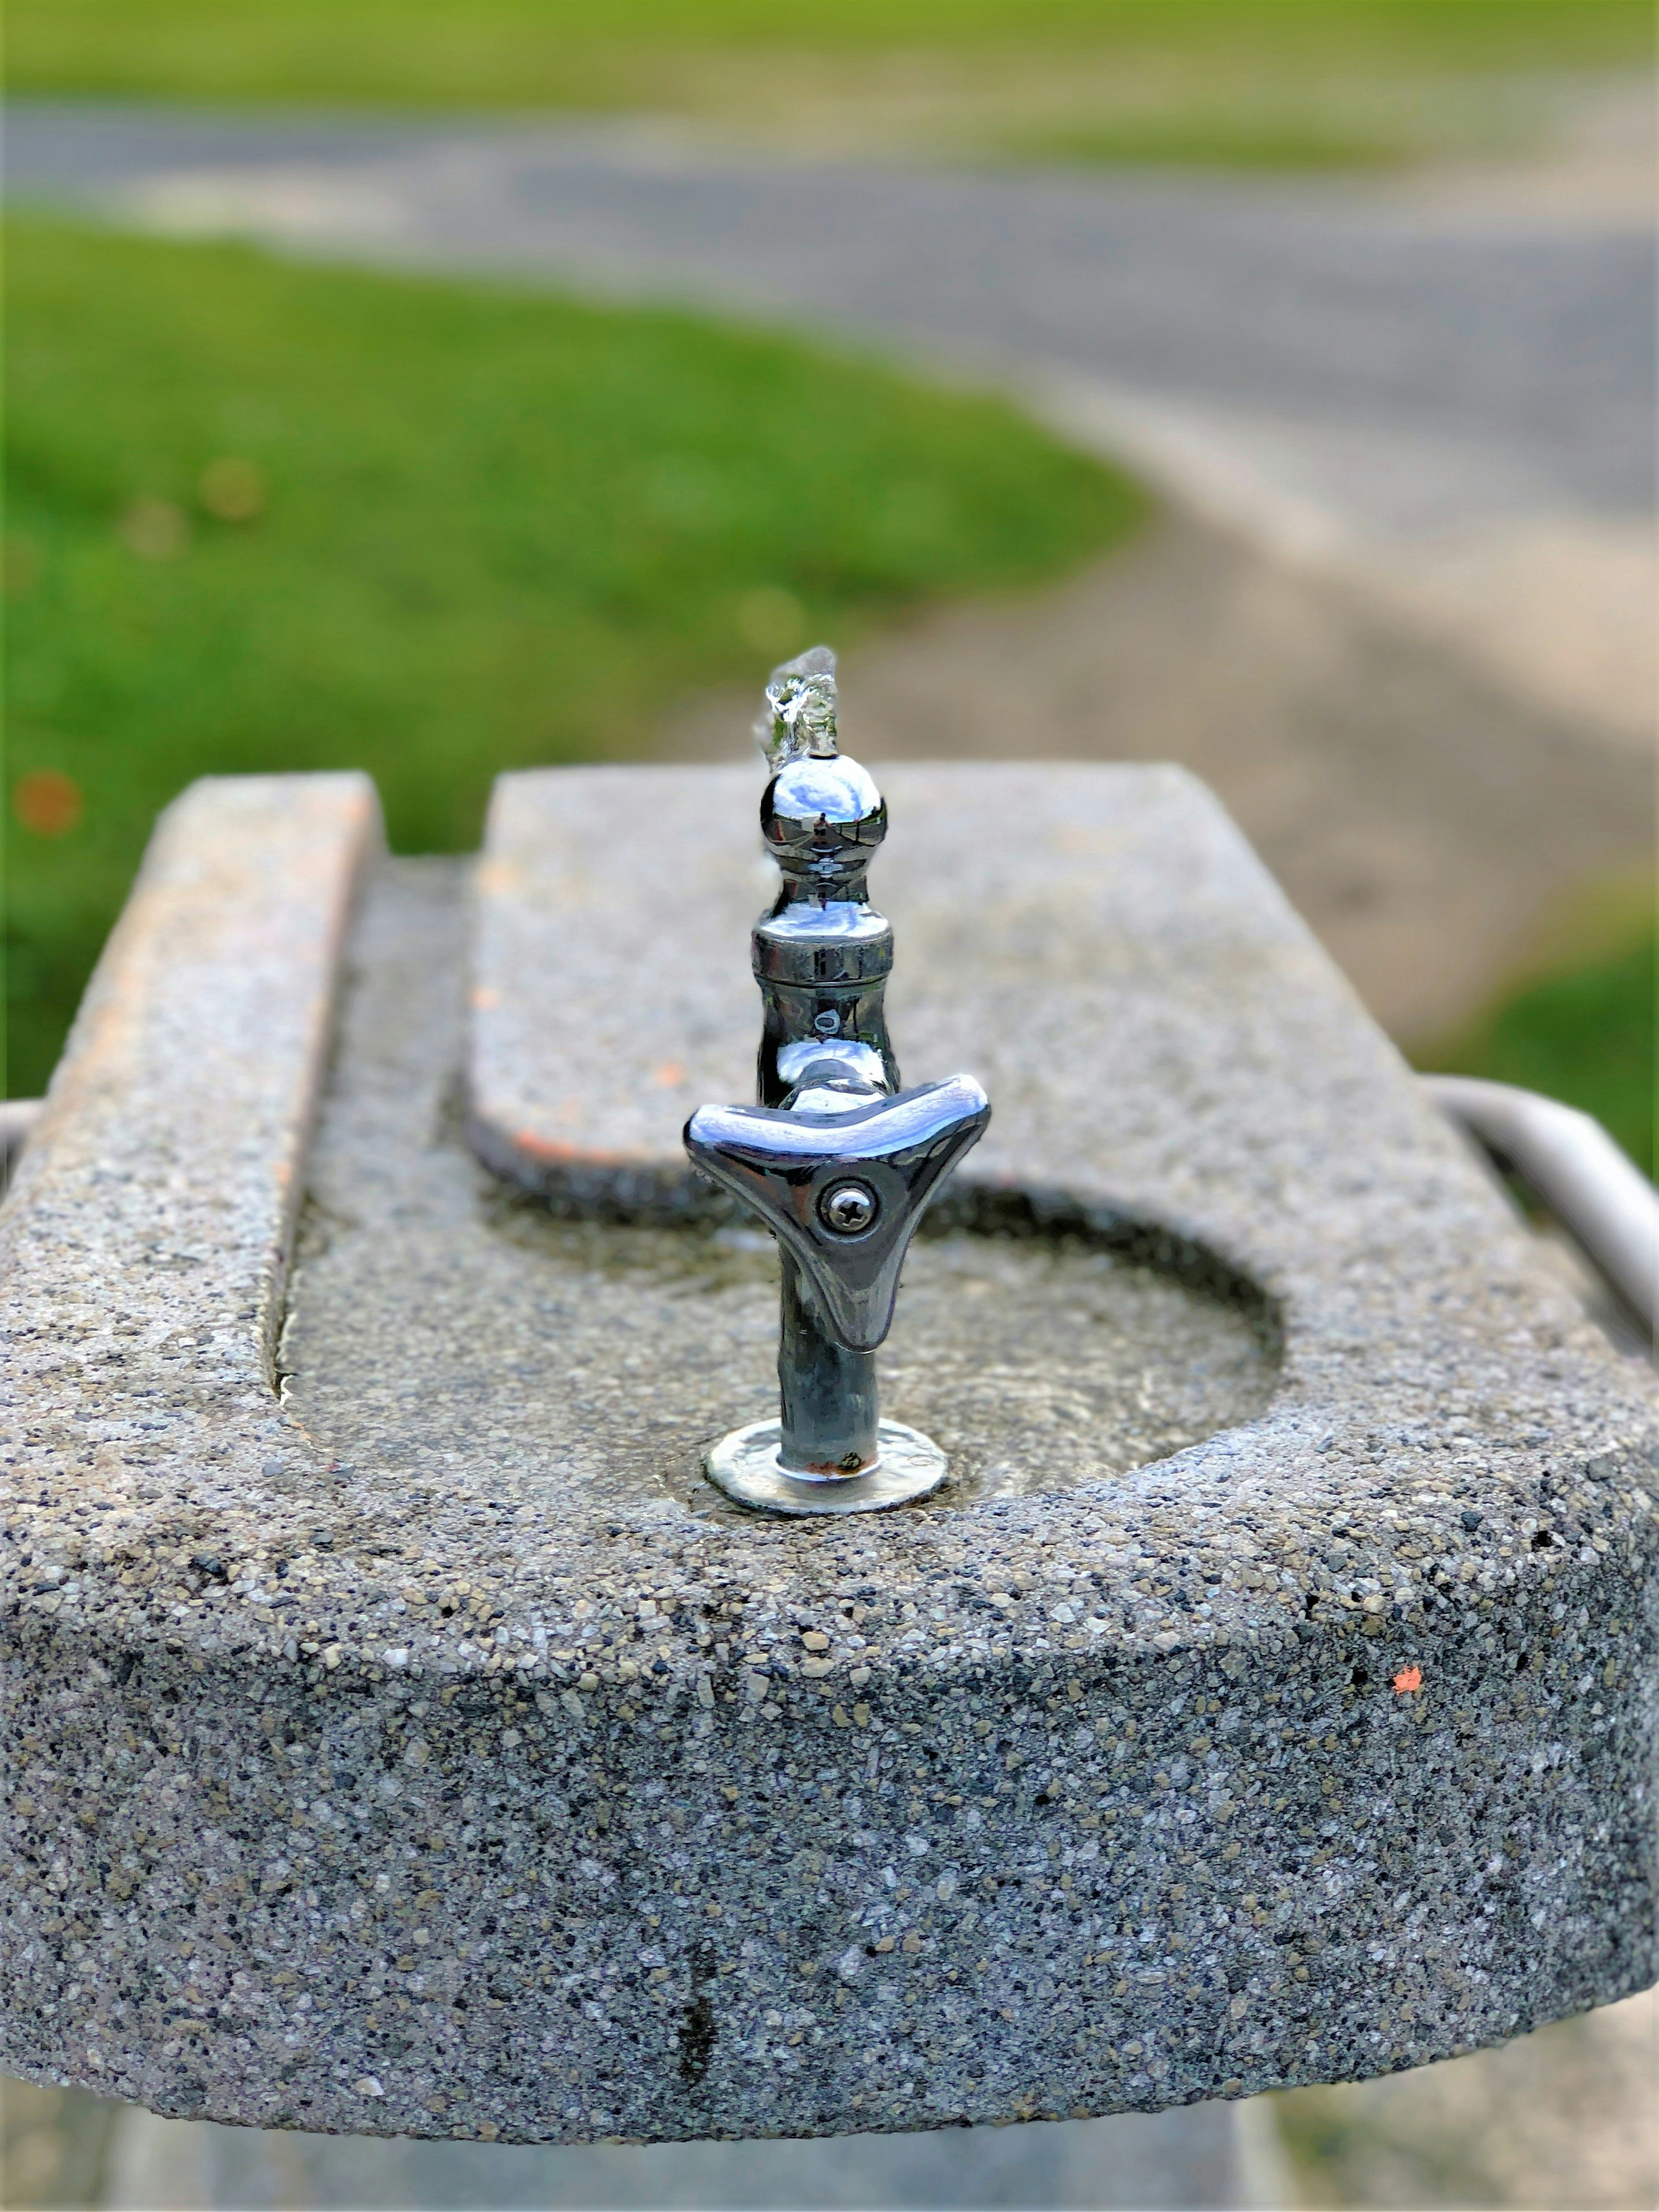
[2,765,1655,2149]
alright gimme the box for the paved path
[668,506,1653,1040]
[10,97,1653,747]
[6,101,1650,538]
[6,98,1653,1030]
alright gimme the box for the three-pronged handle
[684,1075,990,1352]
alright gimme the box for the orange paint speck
[1392,1665,1423,1694]
[653,1061,687,1087]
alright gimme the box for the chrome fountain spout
[684,647,990,1515]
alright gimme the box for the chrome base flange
[703,1418,948,1516]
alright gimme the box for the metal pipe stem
[776,1254,880,1475]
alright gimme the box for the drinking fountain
[684,648,989,1513]
[3,659,1655,2151]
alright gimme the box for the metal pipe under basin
[1421,1073,1656,1345]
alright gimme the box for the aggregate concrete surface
[89,2052,1251,2209]
[2,768,1656,2152]
[300,855,1278,1512]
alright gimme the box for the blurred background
[3,2,1654,2208]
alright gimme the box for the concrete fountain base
[2,766,1654,2148]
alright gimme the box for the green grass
[12,0,1647,104]
[3,216,1145,1097]
[8,3,1649,170]
[1414,929,1656,1179]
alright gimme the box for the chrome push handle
[685,1073,990,1355]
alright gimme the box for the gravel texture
[3,765,1656,2151]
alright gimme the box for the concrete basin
[3,766,1653,2148]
